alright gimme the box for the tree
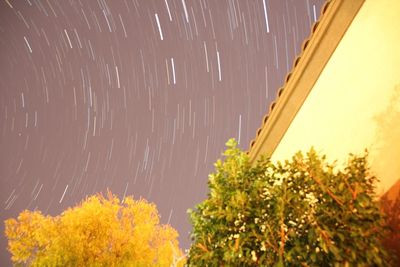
[5,192,185,267]
[187,139,391,266]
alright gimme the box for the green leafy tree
[5,192,185,267]
[187,139,391,266]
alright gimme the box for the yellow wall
[271,0,400,195]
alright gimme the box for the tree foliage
[5,192,185,267]
[187,139,391,266]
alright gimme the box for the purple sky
[0,0,324,264]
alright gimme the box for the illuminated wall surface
[271,0,400,195]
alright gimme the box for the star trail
[0,0,324,264]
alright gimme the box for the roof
[247,0,366,162]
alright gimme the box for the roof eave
[248,0,366,163]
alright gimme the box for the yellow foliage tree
[5,192,185,267]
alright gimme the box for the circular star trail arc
[0,0,324,263]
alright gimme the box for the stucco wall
[271,0,400,195]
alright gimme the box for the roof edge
[247,0,366,162]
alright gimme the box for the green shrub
[187,139,391,266]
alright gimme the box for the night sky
[0,0,324,264]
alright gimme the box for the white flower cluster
[234,212,246,229]
[260,187,272,200]
[251,250,257,261]
[305,192,318,206]
[260,241,266,251]
[293,171,302,178]
[272,172,285,187]
[264,167,274,176]
[284,207,312,240]
[228,212,248,241]
[239,223,246,232]
[282,223,288,233]
[227,233,240,241]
